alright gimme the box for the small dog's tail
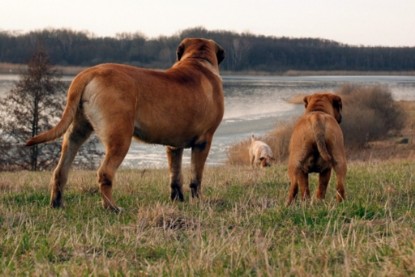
[311,114,332,162]
[26,73,90,146]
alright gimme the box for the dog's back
[289,112,343,172]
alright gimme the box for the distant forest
[1,27,415,72]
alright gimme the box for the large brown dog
[26,38,225,211]
[287,93,347,205]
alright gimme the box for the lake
[1,74,415,168]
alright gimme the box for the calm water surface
[1,74,415,168]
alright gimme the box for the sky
[1,0,415,47]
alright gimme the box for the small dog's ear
[176,43,185,61]
[216,43,225,64]
[303,96,309,108]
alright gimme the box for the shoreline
[1,62,414,77]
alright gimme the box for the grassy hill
[1,161,414,275]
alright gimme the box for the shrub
[226,139,251,166]
[265,122,295,162]
[338,85,406,148]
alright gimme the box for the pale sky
[1,0,414,47]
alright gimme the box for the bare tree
[0,48,102,171]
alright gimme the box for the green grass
[1,161,414,276]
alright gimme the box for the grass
[1,161,414,276]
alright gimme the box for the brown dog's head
[176,38,225,65]
[303,93,343,123]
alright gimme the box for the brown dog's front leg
[167,147,184,201]
[190,140,211,198]
[50,168,67,208]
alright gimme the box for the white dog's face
[259,157,271,167]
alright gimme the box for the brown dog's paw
[285,199,294,207]
[104,205,123,213]
[189,181,201,199]
[102,201,123,213]
[50,202,63,209]
[50,198,63,209]
[171,190,185,202]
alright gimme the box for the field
[1,72,414,275]
[1,161,414,276]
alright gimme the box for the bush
[338,85,406,148]
[226,139,251,166]
[226,85,407,165]
[265,122,295,162]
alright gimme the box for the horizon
[1,26,414,49]
[1,0,415,48]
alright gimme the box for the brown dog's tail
[311,114,332,162]
[26,74,89,146]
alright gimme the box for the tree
[0,48,102,171]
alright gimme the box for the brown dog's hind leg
[189,139,212,199]
[287,169,310,205]
[167,147,184,201]
[316,168,332,200]
[50,116,93,208]
[287,165,302,205]
[286,179,299,206]
[334,162,347,202]
[97,134,132,212]
[297,171,310,201]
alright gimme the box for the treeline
[1,27,415,72]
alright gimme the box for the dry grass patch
[137,203,200,231]
[0,162,415,275]
[0,161,415,276]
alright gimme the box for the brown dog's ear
[216,43,225,64]
[176,43,185,61]
[332,95,342,110]
[303,96,309,108]
[331,94,343,123]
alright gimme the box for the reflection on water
[1,74,415,168]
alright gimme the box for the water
[1,74,415,168]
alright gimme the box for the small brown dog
[26,38,225,211]
[249,135,274,168]
[287,93,347,205]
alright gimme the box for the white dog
[249,135,274,168]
